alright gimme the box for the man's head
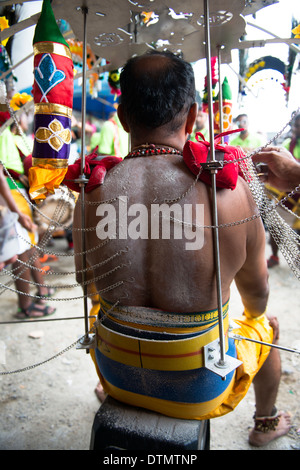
[195,110,208,131]
[234,114,248,130]
[118,50,196,135]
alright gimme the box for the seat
[90,395,210,450]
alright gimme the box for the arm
[0,167,36,232]
[252,146,300,191]
[234,187,269,317]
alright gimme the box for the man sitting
[73,50,291,447]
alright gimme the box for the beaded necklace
[125,143,183,158]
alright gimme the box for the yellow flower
[0,16,9,47]
[292,24,300,38]
[10,92,33,111]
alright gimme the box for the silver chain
[1,107,299,375]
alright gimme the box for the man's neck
[239,130,249,140]
[130,131,186,153]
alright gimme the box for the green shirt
[229,133,264,150]
[0,128,24,173]
[13,134,33,158]
[190,126,210,142]
[92,115,129,158]
[283,137,300,161]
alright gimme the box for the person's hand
[267,314,280,342]
[0,254,18,270]
[252,146,300,192]
[18,212,37,233]
[19,174,29,188]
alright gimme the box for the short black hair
[234,113,248,122]
[119,50,196,132]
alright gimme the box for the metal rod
[217,46,223,140]
[203,0,226,366]
[79,6,90,350]
[246,21,300,54]
[0,316,97,325]
[229,333,300,355]
[227,63,258,98]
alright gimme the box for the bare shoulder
[216,175,259,225]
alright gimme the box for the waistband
[96,300,230,371]
[99,297,229,334]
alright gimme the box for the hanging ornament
[213,76,233,133]
[28,0,74,201]
[108,69,121,98]
[67,38,98,95]
[202,56,218,115]
[0,43,17,100]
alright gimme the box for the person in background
[10,111,33,161]
[282,113,300,161]
[252,146,300,192]
[91,110,129,158]
[189,108,209,142]
[262,115,300,268]
[230,113,264,152]
[0,205,19,270]
[0,112,56,319]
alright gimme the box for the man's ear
[117,104,130,133]
[185,102,198,135]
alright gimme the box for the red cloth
[23,155,33,176]
[63,150,122,193]
[33,53,74,108]
[0,111,10,125]
[183,130,245,190]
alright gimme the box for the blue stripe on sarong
[95,337,237,404]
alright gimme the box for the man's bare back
[72,50,292,446]
[74,154,267,314]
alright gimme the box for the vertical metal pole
[80,6,89,349]
[203,0,226,366]
[217,46,223,140]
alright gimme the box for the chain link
[0,301,121,376]
[1,107,299,375]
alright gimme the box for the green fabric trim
[221,76,232,100]
[33,0,69,48]
[6,177,25,190]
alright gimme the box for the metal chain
[6,98,33,155]
[2,262,129,298]
[0,275,125,302]
[0,336,82,375]
[0,300,121,375]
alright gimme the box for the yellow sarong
[88,299,273,420]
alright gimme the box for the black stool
[90,396,210,450]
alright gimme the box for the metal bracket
[200,160,224,172]
[73,175,89,185]
[76,333,96,350]
[203,339,242,379]
[200,150,225,172]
